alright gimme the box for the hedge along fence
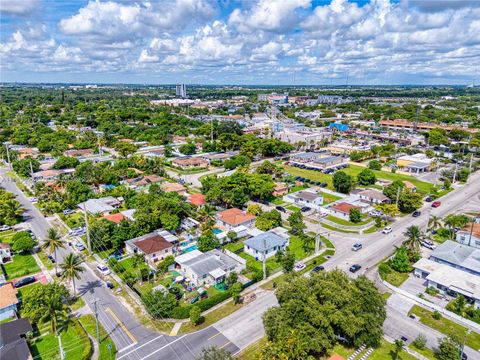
[170,290,232,319]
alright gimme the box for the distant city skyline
[1,0,480,85]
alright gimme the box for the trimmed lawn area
[37,250,54,270]
[325,215,372,226]
[321,222,359,234]
[237,337,267,360]
[224,241,244,253]
[80,314,116,360]
[0,230,15,243]
[270,197,285,205]
[379,263,410,287]
[61,212,85,229]
[408,305,480,350]
[322,192,342,204]
[409,343,436,359]
[364,226,379,234]
[369,339,417,360]
[285,204,301,212]
[3,252,41,280]
[282,165,334,189]
[30,332,60,360]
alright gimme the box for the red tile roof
[134,235,173,255]
[0,242,11,249]
[330,202,360,214]
[189,193,206,206]
[218,208,255,226]
[102,213,128,224]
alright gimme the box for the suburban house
[356,189,391,204]
[78,196,121,215]
[272,182,289,197]
[0,318,33,360]
[171,157,208,169]
[125,175,163,190]
[64,149,94,157]
[397,153,433,173]
[413,258,480,308]
[188,193,206,207]
[161,182,187,195]
[402,180,417,192]
[429,240,480,276]
[101,209,136,224]
[0,283,19,321]
[32,169,75,182]
[201,151,240,164]
[174,249,246,287]
[125,230,176,267]
[457,223,480,248]
[329,202,361,220]
[244,230,290,260]
[216,208,256,230]
[0,243,12,264]
[283,189,323,210]
[215,225,248,244]
[16,147,40,160]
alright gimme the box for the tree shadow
[77,279,103,296]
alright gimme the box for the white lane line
[117,335,166,359]
[137,335,188,360]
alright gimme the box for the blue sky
[1,0,479,85]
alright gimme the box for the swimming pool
[213,228,222,235]
[184,244,198,253]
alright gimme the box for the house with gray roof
[78,196,121,215]
[283,189,323,210]
[429,240,480,276]
[174,249,246,287]
[244,230,290,260]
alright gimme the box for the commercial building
[397,153,433,173]
[176,84,187,98]
[312,156,345,169]
[429,240,480,276]
[379,119,478,133]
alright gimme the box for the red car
[431,201,441,208]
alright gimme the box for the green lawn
[379,262,410,287]
[325,215,372,226]
[0,230,15,243]
[282,165,334,189]
[80,314,116,360]
[409,343,436,359]
[224,241,244,253]
[322,192,342,204]
[369,339,417,360]
[237,337,267,360]
[409,305,480,350]
[285,204,301,212]
[321,223,359,234]
[364,226,379,234]
[37,250,54,270]
[3,253,41,280]
[62,212,85,229]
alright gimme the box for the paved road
[3,166,480,359]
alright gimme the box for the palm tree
[60,253,85,295]
[39,292,67,335]
[403,225,422,252]
[444,214,471,239]
[0,199,24,224]
[198,204,216,230]
[42,228,65,275]
[428,215,443,232]
[394,339,404,360]
[131,252,145,284]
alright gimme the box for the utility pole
[395,185,401,209]
[452,163,458,183]
[83,203,92,256]
[469,153,473,172]
[262,237,267,280]
[433,160,439,188]
[5,142,12,169]
[29,160,35,183]
[210,118,214,143]
[468,219,476,247]
[91,298,101,345]
[315,233,321,254]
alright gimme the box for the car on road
[15,276,36,288]
[400,336,408,343]
[369,210,382,217]
[382,227,392,234]
[412,210,421,217]
[462,352,468,360]
[424,196,434,202]
[301,206,311,212]
[420,240,437,250]
[349,264,362,273]
[293,263,306,272]
[0,225,11,231]
[24,229,36,240]
[431,201,442,208]
[48,255,56,263]
[312,265,324,273]
[29,197,39,203]
[96,264,111,276]
[75,242,86,251]
[351,243,362,251]
[69,227,85,236]
[275,206,286,213]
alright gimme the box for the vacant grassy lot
[80,314,116,360]
[409,305,480,350]
[3,253,41,280]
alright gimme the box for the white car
[351,243,363,251]
[382,227,392,234]
[369,210,382,217]
[293,263,306,272]
[75,242,86,251]
[29,197,39,203]
[0,225,12,231]
[96,264,111,276]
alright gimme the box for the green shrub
[433,310,442,320]
[425,287,439,296]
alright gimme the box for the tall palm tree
[60,253,85,295]
[428,215,443,232]
[444,214,471,239]
[403,225,422,252]
[42,228,65,275]
[39,292,67,335]
[198,204,216,230]
[0,199,24,224]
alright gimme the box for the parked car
[75,242,86,251]
[69,227,85,236]
[400,336,408,343]
[412,210,421,217]
[301,207,311,212]
[424,196,434,202]
[420,240,437,250]
[312,265,325,273]
[293,263,306,272]
[349,264,362,273]
[431,201,442,208]
[351,243,363,251]
[29,197,38,203]
[48,255,56,263]
[275,206,286,213]
[382,227,392,234]
[96,264,111,276]
[24,229,36,240]
[462,352,468,360]
[0,225,11,231]
[369,210,382,217]
[62,209,75,215]
[320,183,328,188]
[15,276,36,288]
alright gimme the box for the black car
[301,207,311,212]
[462,352,468,360]
[312,265,325,273]
[425,196,434,202]
[400,336,408,343]
[275,206,286,213]
[349,264,361,273]
[320,183,328,188]
[412,211,421,217]
[15,276,36,288]
[48,255,56,263]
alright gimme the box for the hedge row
[170,290,232,319]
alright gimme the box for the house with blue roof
[329,122,349,132]
[243,230,289,260]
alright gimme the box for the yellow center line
[219,341,231,349]
[106,307,137,344]
[208,332,221,341]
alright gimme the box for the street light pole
[83,203,92,256]
[91,298,101,345]
[5,142,12,169]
